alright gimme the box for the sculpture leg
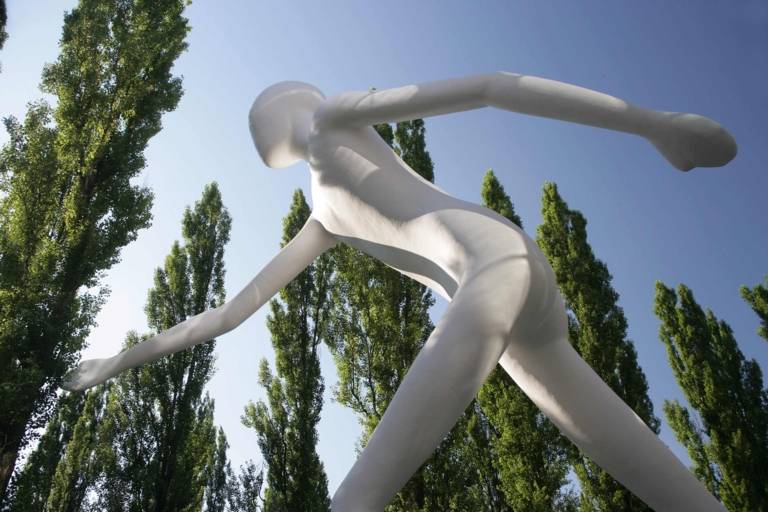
[331,257,535,512]
[499,303,726,512]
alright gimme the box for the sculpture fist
[650,112,737,171]
[62,358,113,391]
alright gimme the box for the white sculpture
[64,73,737,511]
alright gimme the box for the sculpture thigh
[331,248,549,512]
[500,297,727,511]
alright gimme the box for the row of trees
[0,0,191,502]
[4,183,249,511]
[1,1,766,510]
[5,173,766,512]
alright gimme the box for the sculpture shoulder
[307,117,394,171]
[313,90,373,129]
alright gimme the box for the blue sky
[2,0,767,495]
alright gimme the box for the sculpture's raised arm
[318,72,736,171]
[63,218,337,391]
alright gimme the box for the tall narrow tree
[536,183,658,511]
[205,428,233,512]
[93,182,231,511]
[477,170,573,511]
[480,170,523,227]
[0,0,190,500]
[228,460,264,512]
[0,0,7,52]
[242,189,331,512]
[45,388,106,512]
[741,276,768,342]
[5,392,85,512]
[654,282,768,512]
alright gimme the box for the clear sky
[2,0,767,495]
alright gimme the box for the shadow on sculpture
[64,72,737,512]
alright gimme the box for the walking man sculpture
[64,72,737,511]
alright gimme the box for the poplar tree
[228,461,264,512]
[7,185,233,512]
[90,183,230,512]
[242,189,331,512]
[654,282,768,512]
[205,428,233,512]
[0,0,190,500]
[45,388,106,512]
[327,121,496,511]
[741,276,768,342]
[5,392,86,512]
[0,0,7,52]
[477,170,573,511]
[536,183,658,511]
[480,170,523,227]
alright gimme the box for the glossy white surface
[65,73,736,511]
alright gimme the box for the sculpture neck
[291,112,313,160]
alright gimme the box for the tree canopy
[655,282,768,511]
[0,0,190,500]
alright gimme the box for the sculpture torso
[307,122,536,300]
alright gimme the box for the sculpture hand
[63,357,116,391]
[650,112,737,171]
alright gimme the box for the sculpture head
[249,81,325,168]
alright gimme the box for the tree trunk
[0,446,19,504]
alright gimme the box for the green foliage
[654,282,768,512]
[205,428,233,512]
[228,461,263,512]
[12,184,232,511]
[536,182,658,511]
[480,170,523,228]
[741,276,768,342]
[6,392,86,512]
[478,371,575,512]
[0,0,190,500]
[327,221,434,442]
[0,0,7,51]
[45,388,106,512]
[457,403,512,512]
[93,183,230,511]
[242,189,331,512]
[477,170,573,511]
[394,120,434,183]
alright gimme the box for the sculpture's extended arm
[63,217,337,391]
[318,72,736,171]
